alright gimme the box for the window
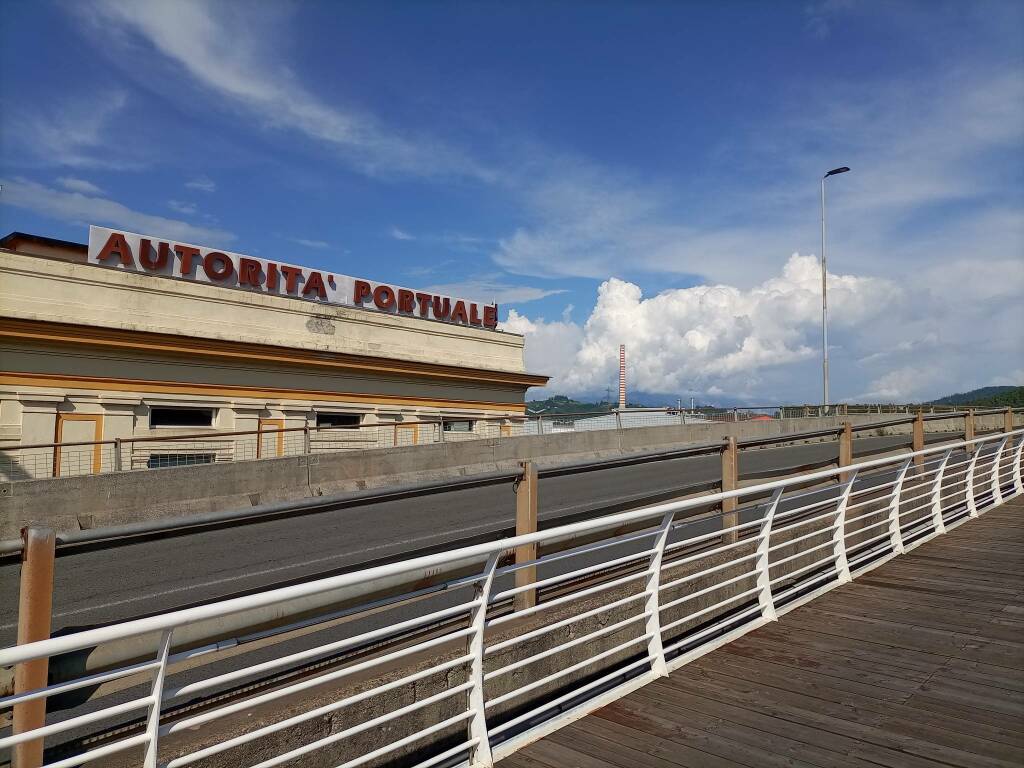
[316,413,361,428]
[443,420,474,432]
[149,407,215,428]
[147,453,215,469]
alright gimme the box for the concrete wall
[2,411,1017,539]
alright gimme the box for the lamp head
[824,166,850,178]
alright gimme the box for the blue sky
[2,1,1021,403]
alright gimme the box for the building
[0,227,547,479]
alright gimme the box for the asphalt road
[0,433,933,646]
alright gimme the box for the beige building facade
[0,231,547,478]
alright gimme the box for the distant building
[0,227,547,478]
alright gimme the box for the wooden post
[965,409,975,454]
[1006,407,1015,450]
[913,411,925,470]
[514,461,539,611]
[13,526,56,768]
[721,437,739,543]
[839,422,853,483]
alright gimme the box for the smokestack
[618,344,626,410]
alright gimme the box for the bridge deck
[501,495,1024,768]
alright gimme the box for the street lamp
[820,166,850,415]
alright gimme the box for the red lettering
[303,271,327,299]
[239,258,262,288]
[267,263,279,290]
[415,292,432,317]
[483,305,498,328]
[175,245,201,276]
[469,303,482,325]
[139,239,169,271]
[397,289,415,313]
[203,251,234,282]
[280,265,302,293]
[432,296,451,320]
[373,284,396,310]
[451,300,469,324]
[97,232,133,266]
[354,280,372,305]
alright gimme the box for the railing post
[831,472,857,584]
[302,425,311,454]
[536,415,545,435]
[965,446,982,518]
[839,422,853,483]
[912,411,925,470]
[721,436,739,544]
[467,553,499,767]
[615,410,623,431]
[756,488,783,622]
[929,448,953,536]
[514,461,538,611]
[113,437,123,472]
[645,511,675,677]
[965,409,975,455]
[990,436,1008,506]
[143,629,173,768]
[13,526,56,768]
[887,458,912,553]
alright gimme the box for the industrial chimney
[618,344,626,410]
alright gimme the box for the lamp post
[820,166,850,415]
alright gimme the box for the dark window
[150,407,215,428]
[443,420,474,432]
[316,413,361,428]
[147,453,215,469]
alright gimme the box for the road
[0,433,939,646]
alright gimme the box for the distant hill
[930,386,1023,407]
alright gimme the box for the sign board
[86,226,499,329]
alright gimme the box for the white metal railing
[1,428,1021,767]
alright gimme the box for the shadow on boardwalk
[503,496,1024,768]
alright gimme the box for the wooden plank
[508,495,1024,768]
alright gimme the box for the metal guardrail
[3,404,1013,482]
[2,427,1020,767]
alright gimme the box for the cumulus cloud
[0,177,235,245]
[509,254,900,396]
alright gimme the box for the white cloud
[0,177,235,245]
[424,276,566,305]
[85,0,492,181]
[510,254,899,397]
[289,238,330,250]
[57,177,104,195]
[185,176,216,193]
[501,309,584,379]
[390,227,415,241]
[9,91,137,169]
[859,367,939,403]
[167,200,197,215]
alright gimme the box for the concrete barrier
[1,411,1018,539]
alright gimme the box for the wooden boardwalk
[501,495,1024,768]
